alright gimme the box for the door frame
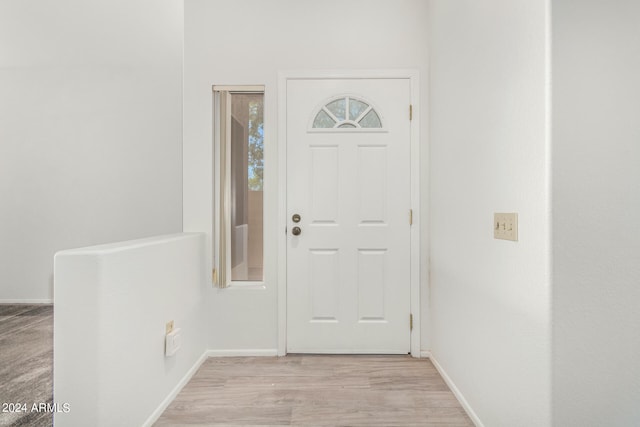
[277,69,421,357]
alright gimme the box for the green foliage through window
[247,100,264,191]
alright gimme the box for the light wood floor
[155,355,473,426]
[0,304,473,426]
[0,304,53,427]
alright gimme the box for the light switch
[494,213,518,241]
[165,328,181,357]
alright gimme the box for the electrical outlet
[165,320,174,335]
[494,213,518,241]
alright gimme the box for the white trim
[277,69,421,357]
[407,70,421,358]
[429,354,484,427]
[221,283,267,291]
[286,349,409,355]
[0,299,53,304]
[280,69,421,80]
[206,349,279,357]
[277,71,288,357]
[141,350,209,427]
[212,85,265,93]
[420,350,432,358]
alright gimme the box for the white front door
[286,78,412,353]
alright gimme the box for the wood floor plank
[0,305,51,340]
[155,404,292,426]
[413,391,469,408]
[224,375,371,389]
[290,405,472,426]
[197,356,334,378]
[0,304,53,427]
[0,304,38,319]
[369,374,451,391]
[155,354,473,426]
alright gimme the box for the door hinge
[409,209,413,225]
[410,313,414,331]
[212,268,218,285]
[409,104,413,121]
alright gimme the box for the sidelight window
[213,86,264,287]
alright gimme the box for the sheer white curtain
[215,90,231,288]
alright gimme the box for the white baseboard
[142,350,209,427]
[420,350,432,358]
[429,354,484,427]
[0,299,53,304]
[206,349,279,357]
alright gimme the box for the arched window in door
[311,95,383,129]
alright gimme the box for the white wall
[54,233,207,427]
[183,0,431,351]
[552,1,640,425]
[0,0,184,302]
[428,1,551,425]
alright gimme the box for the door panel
[286,78,411,353]
[309,249,339,321]
[310,146,339,223]
[358,145,387,223]
[357,249,387,320]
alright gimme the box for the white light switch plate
[165,328,181,357]
[494,213,518,241]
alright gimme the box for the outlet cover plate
[165,328,181,357]
[494,213,518,241]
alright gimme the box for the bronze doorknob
[292,226,302,236]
